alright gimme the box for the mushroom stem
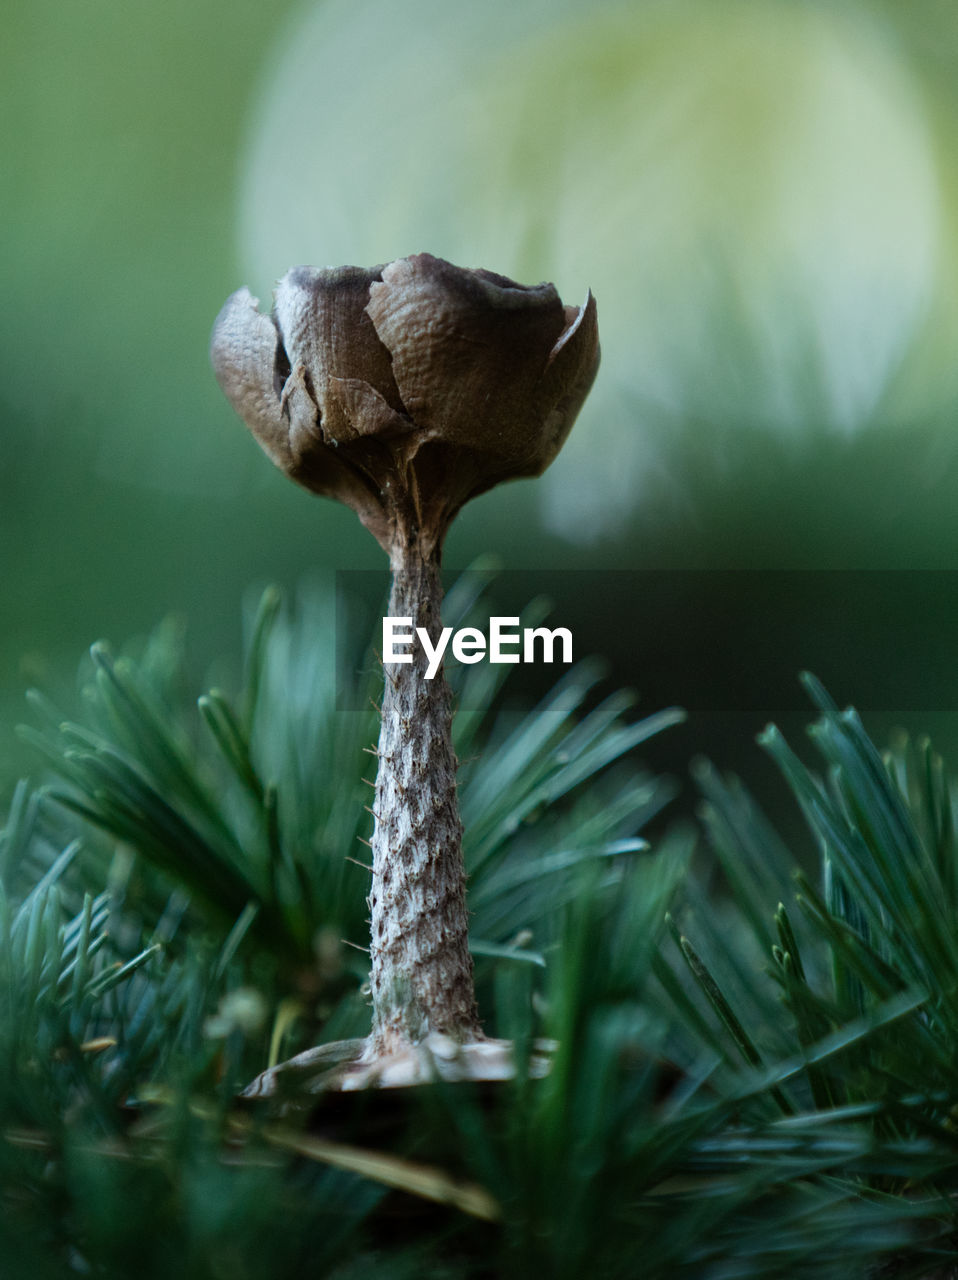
[368,537,481,1053]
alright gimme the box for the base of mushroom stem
[241,1033,557,1099]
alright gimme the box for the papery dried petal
[211,287,391,544]
[210,288,291,471]
[535,290,600,465]
[365,253,567,464]
[274,266,406,444]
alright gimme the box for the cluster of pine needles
[3,574,958,1278]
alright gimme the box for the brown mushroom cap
[211,253,599,553]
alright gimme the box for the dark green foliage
[6,587,958,1275]
[663,673,958,1274]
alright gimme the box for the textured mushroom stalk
[368,540,480,1053]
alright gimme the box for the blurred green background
[5,0,958,810]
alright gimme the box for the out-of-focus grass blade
[469,938,546,967]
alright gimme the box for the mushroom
[211,253,599,1090]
